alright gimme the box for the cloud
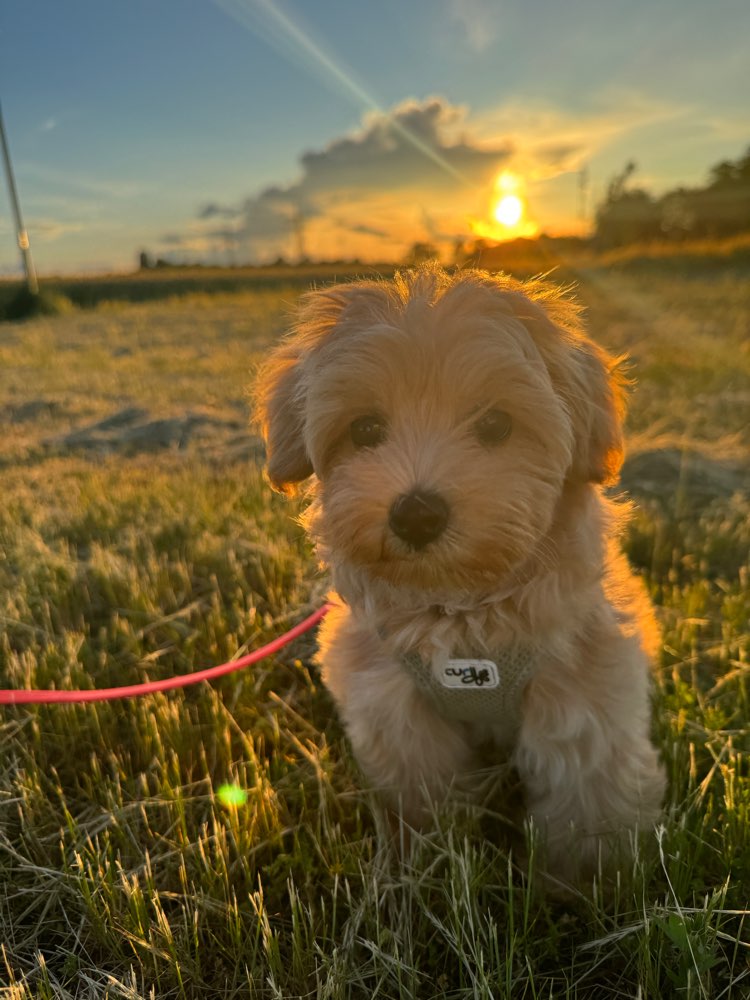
[21,162,146,201]
[473,91,690,181]
[188,96,514,261]
[446,0,499,52]
[197,202,241,220]
[25,217,86,242]
[297,97,511,194]
[159,232,189,247]
[178,89,702,263]
[344,221,392,239]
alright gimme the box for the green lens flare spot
[217,783,248,808]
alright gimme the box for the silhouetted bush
[0,285,72,321]
[596,147,750,248]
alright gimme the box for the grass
[0,262,749,998]
[590,232,750,275]
[0,264,395,316]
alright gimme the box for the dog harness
[399,646,536,732]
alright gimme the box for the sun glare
[470,170,539,241]
[493,194,523,227]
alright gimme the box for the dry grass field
[0,260,749,998]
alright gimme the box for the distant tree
[736,147,750,182]
[452,237,471,267]
[709,160,737,187]
[594,163,660,249]
[405,241,439,265]
[605,161,638,203]
[659,188,695,240]
[595,146,750,247]
[694,145,750,237]
[138,250,152,270]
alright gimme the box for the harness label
[437,659,500,689]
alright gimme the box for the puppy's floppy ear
[254,345,312,495]
[504,280,627,485]
[564,339,627,485]
[253,283,360,494]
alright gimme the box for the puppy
[255,264,665,879]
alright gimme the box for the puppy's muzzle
[388,489,450,550]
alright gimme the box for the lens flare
[214,0,469,186]
[217,783,248,808]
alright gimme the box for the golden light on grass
[1,272,748,991]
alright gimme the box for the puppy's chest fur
[359,594,548,745]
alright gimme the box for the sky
[1,0,748,274]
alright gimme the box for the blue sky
[1,0,748,274]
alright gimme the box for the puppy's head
[254,265,625,591]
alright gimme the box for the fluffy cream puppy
[255,264,665,879]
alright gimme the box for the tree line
[595,146,750,249]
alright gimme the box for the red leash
[0,604,331,705]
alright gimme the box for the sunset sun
[469,169,538,242]
[492,171,526,229]
[493,193,523,227]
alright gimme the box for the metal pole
[578,165,590,226]
[0,100,38,295]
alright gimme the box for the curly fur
[254,264,665,880]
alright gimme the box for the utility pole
[578,165,590,229]
[292,209,306,263]
[0,100,38,295]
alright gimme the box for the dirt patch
[4,399,64,423]
[620,447,749,507]
[41,411,747,495]
[45,406,256,458]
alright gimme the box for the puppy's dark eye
[474,408,512,446]
[351,415,387,448]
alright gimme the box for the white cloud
[446,0,498,52]
[30,218,87,242]
[473,91,690,180]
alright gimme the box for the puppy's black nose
[388,490,450,550]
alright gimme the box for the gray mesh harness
[400,647,536,731]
